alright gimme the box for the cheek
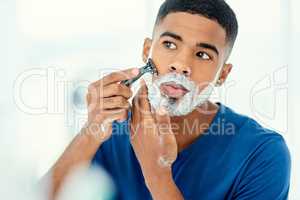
[190,64,219,84]
[151,49,173,75]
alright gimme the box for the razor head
[121,58,158,87]
[141,58,158,76]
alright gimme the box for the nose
[168,64,191,77]
[167,48,192,76]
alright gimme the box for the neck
[170,101,220,152]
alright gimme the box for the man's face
[143,12,232,88]
[142,12,232,116]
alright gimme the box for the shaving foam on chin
[143,64,224,116]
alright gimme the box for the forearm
[42,130,103,200]
[145,168,184,200]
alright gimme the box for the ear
[217,63,233,86]
[142,38,152,63]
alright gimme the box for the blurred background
[0,0,299,199]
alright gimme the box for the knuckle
[110,72,119,80]
[123,87,132,97]
[88,82,97,91]
[112,83,121,94]
[115,84,132,98]
[123,86,133,98]
[88,83,96,91]
[102,73,110,81]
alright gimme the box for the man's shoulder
[221,103,290,165]
[221,104,291,196]
[221,104,285,141]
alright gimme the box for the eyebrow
[160,31,219,56]
[196,43,219,55]
[160,31,183,41]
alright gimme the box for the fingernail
[131,68,139,76]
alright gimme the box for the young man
[46,0,291,199]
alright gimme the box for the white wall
[0,0,299,199]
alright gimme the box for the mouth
[159,82,190,99]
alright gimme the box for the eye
[163,41,177,50]
[196,51,211,60]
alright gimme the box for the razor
[121,58,158,87]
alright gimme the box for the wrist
[80,123,107,145]
[78,127,105,150]
[143,166,173,188]
[144,169,183,200]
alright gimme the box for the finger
[154,107,172,136]
[132,95,140,121]
[87,84,132,110]
[137,84,152,121]
[88,105,128,122]
[102,108,128,123]
[139,80,151,110]
[91,68,139,88]
[101,96,130,110]
[140,78,146,87]
[101,83,133,98]
[130,94,140,134]
[154,107,177,163]
[130,98,138,139]
[131,92,154,139]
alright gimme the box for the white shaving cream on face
[143,71,220,116]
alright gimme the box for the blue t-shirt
[91,103,291,200]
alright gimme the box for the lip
[159,82,190,98]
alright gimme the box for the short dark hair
[154,0,238,49]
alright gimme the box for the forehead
[154,12,227,48]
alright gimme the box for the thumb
[155,106,172,135]
[155,107,178,166]
[154,107,176,150]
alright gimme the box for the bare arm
[41,68,139,200]
[146,169,184,200]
